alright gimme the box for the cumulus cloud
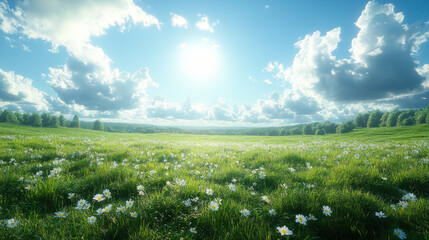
[260,1,429,124]
[279,1,428,103]
[195,15,218,33]
[145,96,207,120]
[264,79,272,84]
[0,0,162,115]
[48,58,157,111]
[171,13,188,28]
[0,0,159,62]
[0,68,49,112]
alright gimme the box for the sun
[179,43,219,82]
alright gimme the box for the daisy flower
[209,201,219,211]
[397,201,408,208]
[130,212,138,218]
[240,209,251,217]
[262,195,270,203]
[102,189,111,198]
[277,225,293,236]
[205,188,213,195]
[295,214,307,225]
[269,209,277,215]
[87,216,96,224]
[116,206,125,214]
[126,199,134,209]
[93,194,105,202]
[393,228,406,239]
[307,214,317,221]
[54,211,67,218]
[228,183,236,191]
[375,211,387,218]
[6,218,18,228]
[136,185,144,191]
[183,199,192,207]
[190,227,197,234]
[402,193,417,202]
[322,206,332,216]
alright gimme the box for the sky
[0,0,429,126]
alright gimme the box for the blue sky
[0,0,429,126]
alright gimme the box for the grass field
[0,123,428,239]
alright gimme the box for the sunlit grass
[0,123,428,239]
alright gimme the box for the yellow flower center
[281,229,286,234]
[299,218,303,221]
[11,222,15,226]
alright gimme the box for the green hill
[0,124,428,239]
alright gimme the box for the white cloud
[0,0,160,68]
[0,68,49,112]
[195,15,218,33]
[171,13,188,28]
[264,79,272,84]
[418,64,429,88]
[48,58,157,111]
[21,44,30,52]
[0,0,162,116]
[145,96,207,120]
[273,1,428,106]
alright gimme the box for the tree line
[0,109,104,131]
[1,104,429,135]
[282,104,429,136]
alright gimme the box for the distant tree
[30,113,42,127]
[402,117,415,126]
[41,113,51,127]
[336,120,355,133]
[362,113,370,126]
[323,122,338,134]
[367,110,383,128]
[70,115,80,128]
[379,112,389,127]
[415,111,426,124]
[0,109,2,116]
[427,112,429,125]
[59,115,66,127]
[386,110,401,127]
[279,129,288,136]
[14,112,24,124]
[22,113,31,125]
[267,129,279,136]
[48,116,60,128]
[105,126,113,132]
[302,124,314,135]
[396,112,407,126]
[0,110,19,124]
[290,128,301,135]
[93,120,104,131]
[353,113,366,128]
[315,127,326,135]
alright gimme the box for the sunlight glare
[179,43,219,82]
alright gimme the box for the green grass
[0,123,428,239]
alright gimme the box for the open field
[0,123,428,239]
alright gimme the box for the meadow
[0,123,428,239]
